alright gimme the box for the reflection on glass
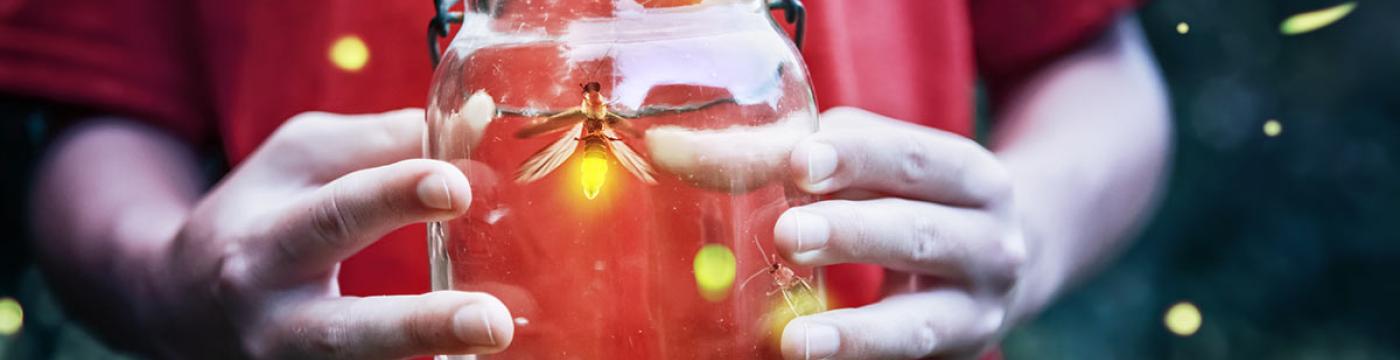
[425,1,822,358]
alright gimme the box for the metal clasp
[426,0,470,67]
[767,0,806,48]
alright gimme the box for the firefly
[1281,2,1357,35]
[514,82,657,199]
[1164,301,1202,337]
[738,236,824,317]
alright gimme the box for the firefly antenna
[737,236,775,292]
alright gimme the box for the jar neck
[469,0,767,23]
[456,0,775,42]
[471,0,762,12]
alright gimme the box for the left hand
[774,107,1027,359]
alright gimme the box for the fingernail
[803,322,840,359]
[453,305,497,347]
[775,210,830,256]
[801,142,838,189]
[417,173,453,210]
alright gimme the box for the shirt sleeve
[0,0,210,143]
[971,0,1142,98]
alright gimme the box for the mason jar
[425,0,822,357]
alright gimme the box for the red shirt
[0,0,1134,308]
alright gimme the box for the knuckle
[896,137,933,187]
[977,308,1008,340]
[242,328,275,359]
[265,112,336,158]
[957,142,1012,204]
[909,215,946,265]
[301,313,351,358]
[286,111,333,130]
[214,246,255,303]
[1001,231,1028,272]
[309,188,356,249]
[819,107,887,131]
[983,229,1027,290]
[1001,231,1029,277]
[909,317,943,357]
[820,106,865,121]
[271,113,325,143]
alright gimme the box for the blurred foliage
[1005,0,1400,359]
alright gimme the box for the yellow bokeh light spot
[693,244,737,301]
[329,35,370,72]
[0,297,22,336]
[1264,119,1282,137]
[1176,22,1190,34]
[580,146,609,200]
[765,288,826,349]
[1164,301,1202,337]
[1281,2,1357,35]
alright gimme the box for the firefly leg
[780,288,801,317]
[738,269,769,292]
[795,278,824,312]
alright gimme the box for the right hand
[138,109,513,358]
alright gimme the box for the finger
[644,112,814,192]
[253,158,470,281]
[790,107,1011,207]
[263,291,513,359]
[781,290,1004,360]
[773,198,1025,285]
[263,108,427,181]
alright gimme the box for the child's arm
[771,15,1169,359]
[30,110,514,358]
[990,15,1170,326]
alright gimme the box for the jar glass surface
[426,0,822,358]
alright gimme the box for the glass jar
[425,0,822,358]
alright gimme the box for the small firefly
[1164,301,1202,337]
[738,237,823,317]
[514,81,657,199]
[1264,119,1282,137]
[1281,2,1357,35]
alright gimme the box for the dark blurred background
[3,0,1399,358]
[1005,0,1400,358]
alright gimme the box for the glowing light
[580,146,609,200]
[1176,22,1190,34]
[765,289,826,348]
[1264,119,1282,137]
[329,35,370,72]
[1281,2,1356,35]
[0,297,21,336]
[693,244,737,301]
[1164,301,1202,337]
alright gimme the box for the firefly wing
[515,122,583,184]
[514,108,585,138]
[603,128,657,184]
[605,113,644,139]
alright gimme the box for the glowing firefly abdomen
[580,140,610,200]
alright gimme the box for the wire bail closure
[427,0,806,66]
